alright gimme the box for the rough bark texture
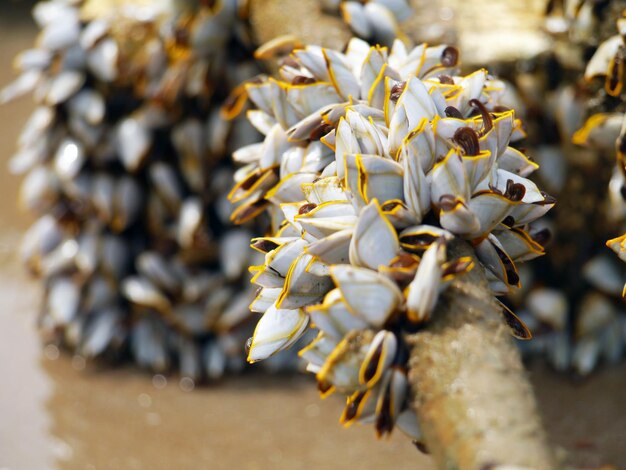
[407,239,558,470]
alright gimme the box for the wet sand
[0,12,625,470]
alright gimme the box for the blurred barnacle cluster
[480,0,626,376]
[231,37,554,439]
[0,0,306,380]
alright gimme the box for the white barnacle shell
[247,303,309,362]
[405,238,446,323]
[122,276,171,314]
[117,115,152,172]
[585,35,623,81]
[526,288,568,331]
[349,199,399,270]
[330,265,403,327]
[430,149,470,207]
[358,329,397,388]
[307,289,369,340]
[276,253,333,309]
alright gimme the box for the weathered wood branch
[406,239,558,469]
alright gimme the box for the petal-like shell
[462,150,493,190]
[302,176,349,204]
[293,46,330,82]
[467,191,516,239]
[495,228,544,262]
[388,77,438,156]
[340,388,378,426]
[340,2,372,39]
[247,110,277,136]
[276,253,333,309]
[316,329,374,394]
[299,332,339,372]
[307,289,368,340]
[363,2,401,47]
[572,112,623,152]
[585,35,622,80]
[323,48,360,100]
[266,172,318,205]
[250,287,282,313]
[431,148,470,205]
[247,303,309,362]
[295,201,358,239]
[285,82,343,117]
[306,228,353,264]
[474,235,520,287]
[374,367,408,436]
[395,408,423,441]
[347,154,404,204]
[359,330,397,387]
[336,117,359,180]
[349,200,399,270]
[497,300,532,340]
[495,169,544,204]
[405,239,446,323]
[497,147,539,177]
[331,265,403,327]
[439,196,480,237]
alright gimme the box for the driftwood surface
[407,240,558,469]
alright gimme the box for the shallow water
[0,12,625,470]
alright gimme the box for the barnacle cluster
[231,38,554,438]
[497,1,626,376]
[1,0,298,380]
[578,9,626,352]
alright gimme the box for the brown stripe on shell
[498,301,532,340]
[252,239,280,253]
[375,379,394,437]
[361,340,384,384]
[492,242,519,285]
[341,391,366,423]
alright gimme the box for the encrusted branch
[406,239,558,469]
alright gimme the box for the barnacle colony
[580,14,626,292]
[231,38,554,437]
[2,0,295,379]
[551,9,626,375]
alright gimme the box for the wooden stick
[406,239,559,469]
